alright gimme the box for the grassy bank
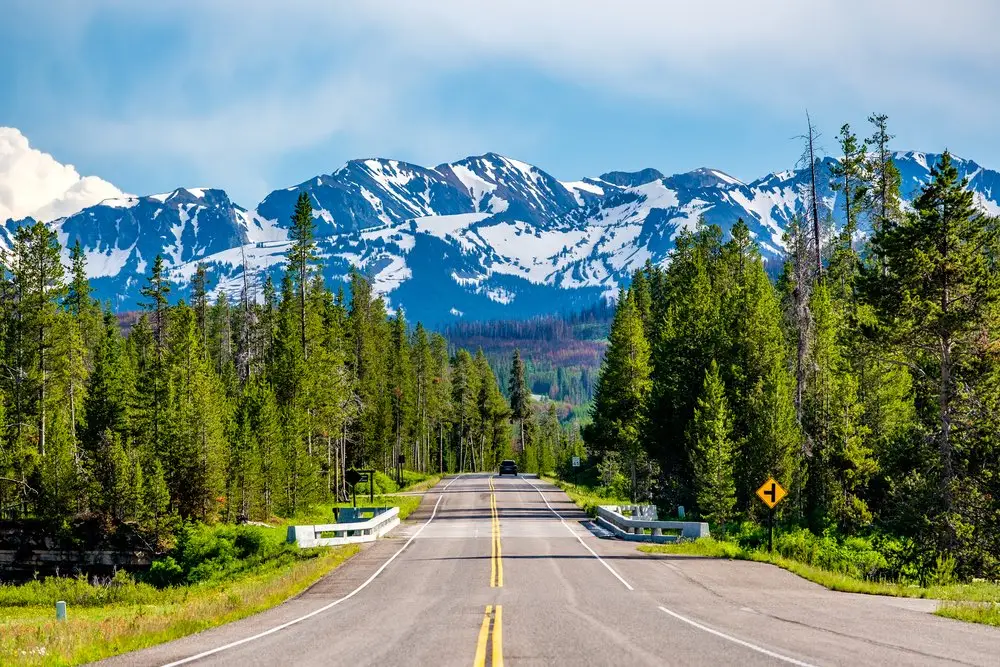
[0,471,440,665]
[638,539,1000,626]
[0,544,357,666]
[540,476,629,516]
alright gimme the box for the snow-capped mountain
[3,144,998,325]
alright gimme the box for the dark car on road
[498,460,518,476]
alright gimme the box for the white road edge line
[657,606,818,667]
[519,475,633,591]
[160,474,464,667]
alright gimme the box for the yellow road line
[473,605,492,667]
[492,605,504,667]
[490,490,497,586]
[472,605,504,667]
[489,475,503,587]
[495,492,503,586]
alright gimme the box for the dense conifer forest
[585,117,1000,580]
[0,192,573,548]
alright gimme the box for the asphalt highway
[98,474,1000,666]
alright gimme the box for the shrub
[771,528,888,580]
[142,523,296,587]
[147,556,184,588]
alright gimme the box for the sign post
[345,469,362,508]
[571,456,580,486]
[755,477,787,553]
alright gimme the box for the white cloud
[0,127,124,222]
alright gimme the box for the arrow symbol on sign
[763,483,777,503]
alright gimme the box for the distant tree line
[444,304,613,405]
[586,115,1000,580]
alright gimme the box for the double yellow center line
[489,474,503,587]
[473,604,503,667]
[473,476,504,666]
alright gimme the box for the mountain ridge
[3,135,999,325]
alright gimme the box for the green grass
[936,602,1000,626]
[541,476,630,517]
[0,544,357,666]
[638,538,1000,626]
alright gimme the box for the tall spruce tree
[586,289,651,501]
[508,349,531,453]
[688,360,736,528]
[864,152,1000,555]
[288,192,317,361]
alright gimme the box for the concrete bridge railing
[287,506,401,548]
[596,505,709,543]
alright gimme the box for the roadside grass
[638,538,1000,626]
[540,476,630,517]
[0,544,357,666]
[936,602,1000,626]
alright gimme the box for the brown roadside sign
[756,477,787,509]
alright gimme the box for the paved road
[100,474,1000,666]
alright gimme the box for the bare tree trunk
[807,112,823,277]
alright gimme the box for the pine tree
[803,282,872,532]
[192,263,209,352]
[140,255,171,353]
[865,113,903,244]
[11,221,66,457]
[429,333,452,473]
[864,152,1000,549]
[586,290,651,500]
[412,323,433,472]
[508,349,531,453]
[139,255,170,454]
[688,360,736,527]
[287,193,318,361]
[163,303,228,519]
[388,308,413,476]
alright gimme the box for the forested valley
[586,116,1000,582]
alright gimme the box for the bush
[143,523,297,587]
[771,528,889,580]
[146,556,184,588]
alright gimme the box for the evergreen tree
[863,152,1000,556]
[139,256,170,454]
[586,289,651,501]
[11,221,66,457]
[287,193,318,361]
[865,113,904,243]
[508,349,531,453]
[688,361,736,528]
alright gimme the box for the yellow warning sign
[756,477,787,509]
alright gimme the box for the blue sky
[3,0,999,206]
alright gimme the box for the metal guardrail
[596,505,709,543]
[286,506,401,547]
